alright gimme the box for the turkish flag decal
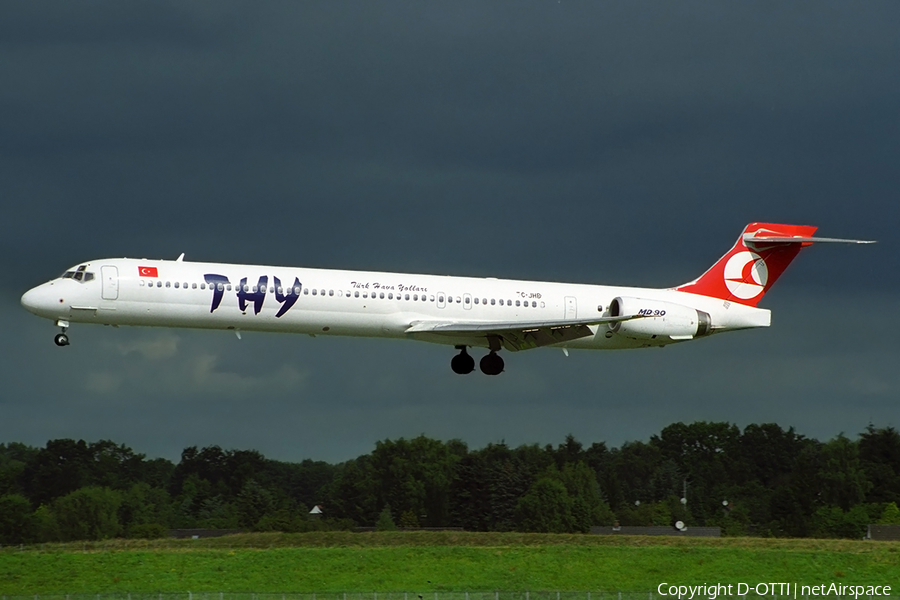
[138,266,159,277]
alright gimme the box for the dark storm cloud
[1,1,897,461]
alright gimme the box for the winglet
[176,253,185,262]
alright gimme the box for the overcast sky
[2,2,897,463]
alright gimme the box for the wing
[405,314,646,351]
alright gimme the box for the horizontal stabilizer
[743,234,876,245]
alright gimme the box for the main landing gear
[54,320,70,347]
[451,346,475,374]
[479,351,504,375]
[451,346,505,376]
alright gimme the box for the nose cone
[21,284,55,317]
[21,287,41,314]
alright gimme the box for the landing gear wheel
[480,351,504,375]
[451,346,475,374]
[54,333,70,347]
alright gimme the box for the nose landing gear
[451,346,475,374]
[54,320,70,347]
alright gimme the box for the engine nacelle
[608,296,711,341]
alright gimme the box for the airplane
[21,222,873,375]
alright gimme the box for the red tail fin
[675,223,818,307]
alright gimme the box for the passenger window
[474,298,479,304]
[387,293,393,299]
[483,298,487,305]
[405,294,410,300]
[412,294,417,301]
[355,291,360,298]
[515,300,520,307]
[174,282,180,288]
[378,292,383,299]
[439,295,445,303]
[165,281,171,288]
[200,283,206,290]
[465,296,470,304]
[226,284,232,291]
[192,283,197,289]
[491,299,495,305]
[329,290,334,296]
[216,283,223,291]
[448,297,453,303]
[294,286,301,295]
[532,301,537,307]
[312,289,317,295]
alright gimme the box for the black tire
[479,352,504,375]
[54,333,70,347]
[451,349,475,374]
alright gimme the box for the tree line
[1,422,899,544]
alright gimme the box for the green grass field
[1,532,899,595]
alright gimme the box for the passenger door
[101,266,119,300]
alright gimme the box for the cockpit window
[61,265,95,283]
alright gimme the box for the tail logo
[723,251,768,300]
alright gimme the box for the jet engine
[608,296,711,341]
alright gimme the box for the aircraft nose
[21,284,55,316]
[21,287,40,313]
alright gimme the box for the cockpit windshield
[61,264,95,283]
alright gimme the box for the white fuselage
[21,257,770,352]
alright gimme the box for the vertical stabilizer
[675,223,818,307]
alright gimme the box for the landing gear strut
[479,351,504,376]
[451,346,475,375]
[54,320,70,347]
